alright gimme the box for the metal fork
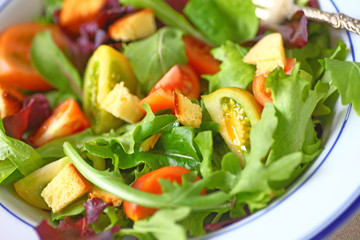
[253,0,360,35]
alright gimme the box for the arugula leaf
[64,142,230,209]
[31,31,82,101]
[119,0,210,45]
[324,59,360,115]
[204,41,255,92]
[184,0,258,46]
[0,120,45,178]
[51,198,86,221]
[123,27,187,94]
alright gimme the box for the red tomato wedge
[123,166,205,221]
[30,98,90,147]
[183,35,220,76]
[140,64,200,113]
[253,58,296,107]
[0,23,66,91]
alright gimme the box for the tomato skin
[0,23,65,91]
[252,74,272,107]
[140,64,200,113]
[123,166,204,221]
[183,35,220,76]
[252,58,296,107]
[30,98,90,147]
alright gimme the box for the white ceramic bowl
[0,0,360,239]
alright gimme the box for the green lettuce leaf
[184,0,258,46]
[121,207,190,240]
[266,65,328,164]
[123,27,187,94]
[324,59,360,115]
[205,41,255,92]
[231,65,328,211]
[0,120,45,180]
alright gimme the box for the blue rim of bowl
[0,0,358,239]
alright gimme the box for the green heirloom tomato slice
[13,157,70,209]
[202,87,262,167]
[83,45,137,134]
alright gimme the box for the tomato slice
[30,98,90,147]
[183,35,220,76]
[0,23,66,91]
[123,166,204,221]
[140,64,200,113]
[252,58,296,107]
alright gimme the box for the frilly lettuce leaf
[205,41,255,93]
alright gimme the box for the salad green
[0,0,360,239]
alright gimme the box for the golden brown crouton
[100,82,145,123]
[41,163,93,213]
[174,92,202,128]
[89,186,122,207]
[108,9,156,41]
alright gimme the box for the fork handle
[296,6,360,35]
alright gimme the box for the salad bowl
[0,0,360,239]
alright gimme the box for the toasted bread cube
[174,92,202,128]
[100,82,145,123]
[89,186,122,207]
[41,163,93,213]
[0,84,24,118]
[243,33,286,74]
[108,9,156,41]
[60,0,106,33]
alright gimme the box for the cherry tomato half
[252,58,296,107]
[0,23,66,91]
[123,166,205,221]
[183,35,220,76]
[30,98,90,147]
[140,64,200,113]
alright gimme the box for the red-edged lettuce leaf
[57,0,134,73]
[36,217,119,240]
[84,198,109,224]
[3,94,50,140]
[275,11,308,48]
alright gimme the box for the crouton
[174,92,202,128]
[89,186,122,207]
[0,83,24,118]
[59,0,106,34]
[100,82,145,123]
[41,163,93,213]
[108,9,156,41]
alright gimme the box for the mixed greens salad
[1,0,360,239]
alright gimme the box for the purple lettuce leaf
[3,94,50,139]
[242,11,308,49]
[56,0,134,73]
[36,217,119,240]
[84,198,110,224]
